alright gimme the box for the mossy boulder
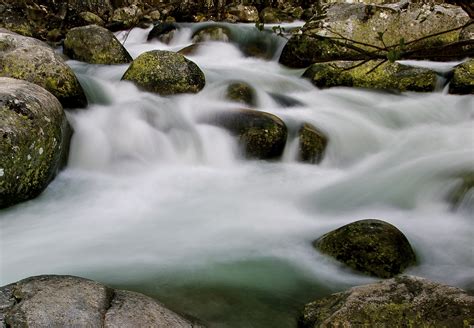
[192,26,232,43]
[280,2,471,68]
[147,22,178,44]
[0,78,71,209]
[299,275,474,328]
[226,5,259,23]
[260,7,292,24]
[121,50,205,96]
[226,82,257,107]
[449,59,474,95]
[79,11,106,26]
[0,29,87,108]
[313,219,416,278]
[64,25,132,65]
[208,109,287,160]
[109,4,143,30]
[0,275,201,327]
[303,60,437,92]
[298,123,327,164]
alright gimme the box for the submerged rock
[449,59,474,95]
[448,172,474,211]
[0,78,70,209]
[122,50,205,96]
[0,29,87,108]
[303,60,438,92]
[192,26,232,43]
[298,123,327,164]
[226,82,257,107]
[313,219,416,278]
[208,109,287,160]
[64,25,132,65]
[299,275,474,328]
[0,275,200,327]
[280,2,471,68]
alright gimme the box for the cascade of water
[1,23,473,328]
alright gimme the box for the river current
[1,23,473,327]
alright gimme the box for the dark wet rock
[208,109,287,160]
[64,25,132,65]
[303,60,437,92]
[178,44,202,56]
[122,50,205,96]
[260,7,292,24]
[0,275,200,327]
[449,59,474,95]
[313,219,416,278]
[280,2,471,68]
[299,275,474,328]
[298,123,327,164]
[0,78,70,209]
[0,29,87,108]
[268,92,303,108]
[226,82,257,107]
[192,26,232,43]
[147,22,178,44]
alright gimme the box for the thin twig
[366,59,387,75]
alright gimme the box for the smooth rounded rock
[0,29,87,108]
[313,219,416,278]
[0,77,70,208]
[299,275,474,328]
[226,82,257,107]
[208,109,287,160]
[298,123,327,164]
[449,59,474,95]
[0,275,200,327]
[147,22,178,43]
[122,50,205,96]
[192,26,232,43]
[64,25,132,65]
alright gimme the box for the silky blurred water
[1,23,473,327]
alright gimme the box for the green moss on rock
[121,50,205,95]
[313,219,416,278]
[0,29,87,108]
[226,82,257,107]
[299,275,474,328]
[208,109,287,160]
[449,59,474,95]
[303,60,437,92]
[64,25,132,65]
[0,77,71,208]
[298,123,327,164]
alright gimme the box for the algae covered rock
[208,109,287,160]
[280,2,471,68]
[0,78,70,209]
[0,29,87,108]
[122,50,205,96]
[303,60,437,92]
[64,25,132,65]
[449,59,474,95]
[299,275,474,328]
[226,82,257,107]
[0,275,200,327]
[192,26,232,43]
[298,123,327,164]
[313,219,416,278]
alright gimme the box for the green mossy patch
[313,219,416,278]
[226,82,257,107]
[449,59,474,95]
[122,50,205,95]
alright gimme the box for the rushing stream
[1,23,473,327]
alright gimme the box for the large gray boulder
[64,25,132,64]
[122,50,205,96]
[207,109,288,160]
[313,219,416,278]
[0,78,70,209]
[0,275,201,327]
[303,60,438,92]
[0,29,87,108]
[280,2,472,68]
[299,275,474,328]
